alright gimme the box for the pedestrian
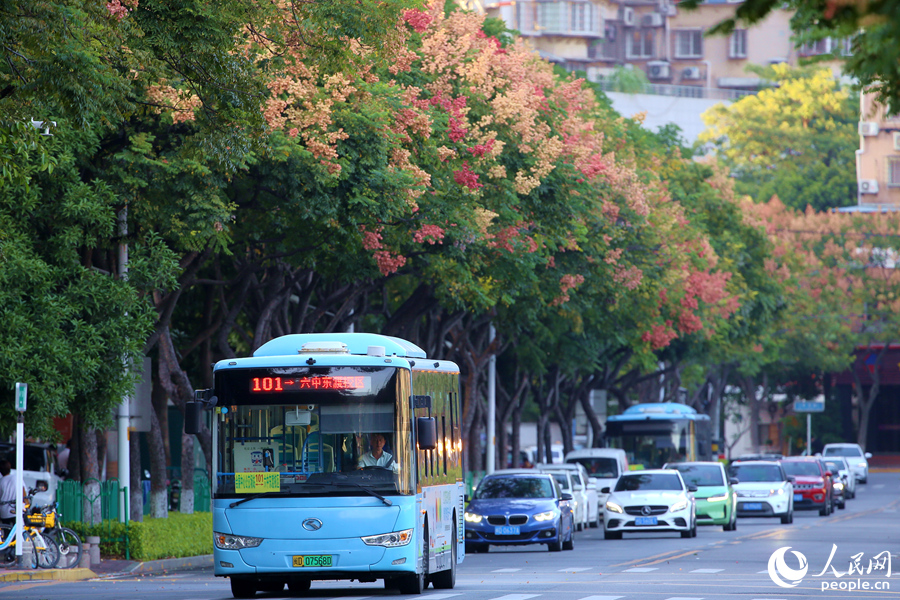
[0,460,24,525]
[57,439,71,476]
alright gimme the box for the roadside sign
[14,382,27,412]
[794,400,824,412]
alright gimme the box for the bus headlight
[361,529,413,547]
[214,532,263,550]
[464,512,483,523]
[533,511,556,522]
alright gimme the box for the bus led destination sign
[251,376,371,393]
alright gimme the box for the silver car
[822,443,872,484]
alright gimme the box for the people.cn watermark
[768,545,891,592]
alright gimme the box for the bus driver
[358,433,395,470]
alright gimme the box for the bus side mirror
[185,402,203,435]
[417,417,437,450]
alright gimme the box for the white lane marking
[488,595,540,600]
[625,567,658,573]
[558,567,593,572]
[690,568,724,573]
[491,568,523,573]
[874,484,885,489]
[425,595,463,600]
[664,598,704,600]
[750,598,788,600]
[757,570,770,574]
[578,596,624,600]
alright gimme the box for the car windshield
[824,446,862,457]
[550,473,572,491]
[824,461,843,473]
[782,462,821,477]
[569,457,618,478]
[474,477,555,499]
[614,473,683,491]
[670,464,724,487]
[729,464,784,482]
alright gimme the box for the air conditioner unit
[859,122,879,136]
[682,66,702,80]
[622,7,635,26]
[642,13,664,27]
[768,57,787,65]
[893,131,900,151]
[859,179,879,194]
[647,61,670,79]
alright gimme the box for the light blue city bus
[605,403,712,470]
[187,333,464,598]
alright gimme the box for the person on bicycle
[357,433,395,470]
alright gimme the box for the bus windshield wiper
[229,491,288,508]
[334,482,393,506]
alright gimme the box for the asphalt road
[2,472,898,600]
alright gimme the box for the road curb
[0,555,213,582]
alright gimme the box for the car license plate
[635,516,657,526]
[742,502,763,510]
[494,525,520,535]
[292,555,332,568]
[793,494,803,502]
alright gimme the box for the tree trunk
[180,431,195,514]
[149,369,169,518]
[129,434,143,522]
[80,425,102,526]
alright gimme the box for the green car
[665,461,737,531]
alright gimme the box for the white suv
[537,463,599,530]
[822,443,872,484]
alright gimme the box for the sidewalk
[0,554,213,582]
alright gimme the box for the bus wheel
[398,523,428,594]
[431,524,457,589]
[230,577,257,598]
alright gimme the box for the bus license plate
[635,517,657,526]
[494,526,520,535]
[293,555,332,568]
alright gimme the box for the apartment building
[483,0,841,98]
[853,92,900,209]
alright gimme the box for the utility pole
[117,207,130,523]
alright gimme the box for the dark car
[780,457,834,516]
[464,470,575,553]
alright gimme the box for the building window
[570,3,590,32]
[888,158,900,188]
[626,29,655,59]
[799,38,834,56]
[729,30,747,58]
[674,29,703,59]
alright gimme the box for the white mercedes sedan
[602,469,697,539]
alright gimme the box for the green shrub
[68,512,213,561]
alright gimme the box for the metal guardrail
[593,80,756,101]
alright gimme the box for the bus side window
[442,415,448,475]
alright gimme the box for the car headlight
[770,488,785,496]
[834,482,844,490]
[857,462,866,468]
[533,511,556,522]
[464,512,483,523]
[361,529,413,547]
[670,500,688,512]
[214,532,263,550]
[705,494,728,502]
[606,501,623,514]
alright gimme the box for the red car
[780,457,834,516]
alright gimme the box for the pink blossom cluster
[403,9,434,33]
[467,138,495,158]
[413,224,446,244]
[359,226,383,251]
[550,273,585,306]
[107,0,136,20]
[642,321,677,350]
[374,251,407,276]
[453,162,483,189]
[490,224,538,254]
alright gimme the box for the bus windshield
[606,420,691,469]
[214,365,414,497]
